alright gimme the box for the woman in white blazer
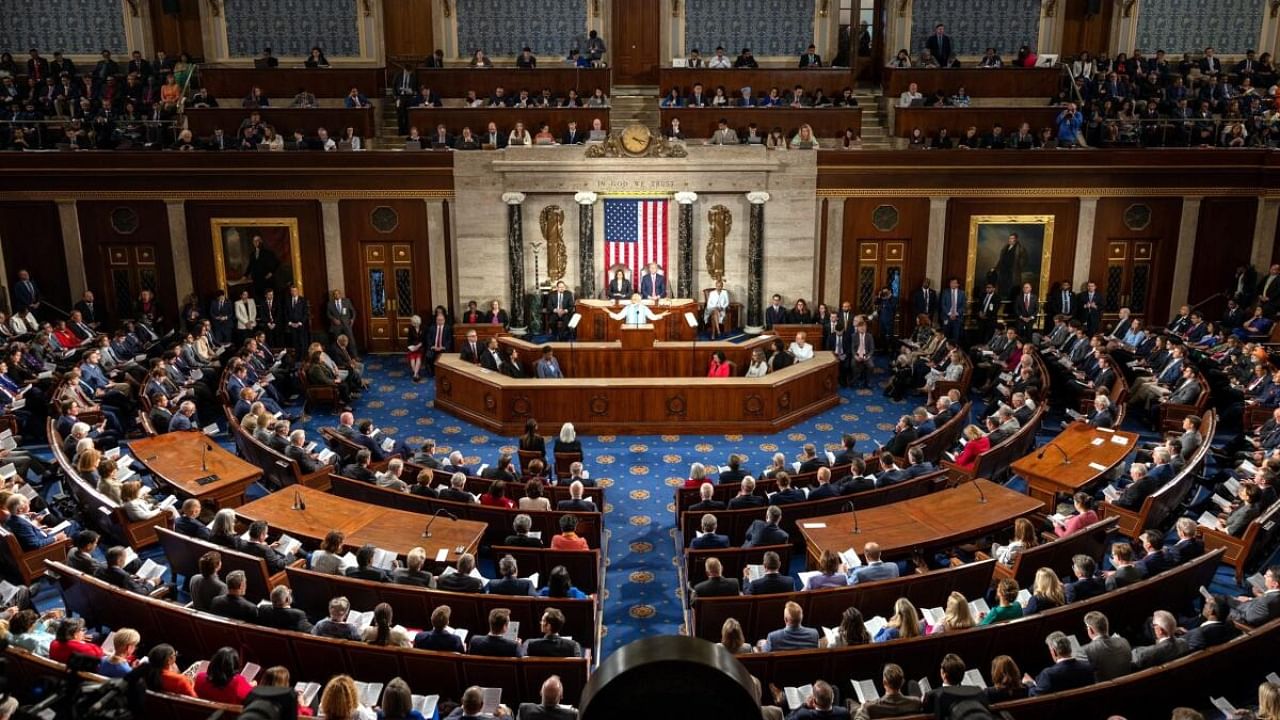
[234,289,257,343]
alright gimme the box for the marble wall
[451,147,817,324]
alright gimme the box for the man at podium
[608,293,669,326]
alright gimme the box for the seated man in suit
[1135,529,1174,577]
[413,605,465,652]
[148,393,173,434]
[1228,565,1280,626]
[690,482,726,511]
[4,494,69,550]
[882,416,918,457]
[556,480,595,511]
[1024,632,1095,695]
[1104,542,1146,590]
[468,608,524,658]
[487,554,536,596]
[242,520,296,574]
[743,505,789,547]
[174,498,211,540]
[691,557,740,601]
[758,601,819,651]
[831,435,859,467]
[1185,595,1239,650]
[690,513,729,549]
[1163,517,1205,566]
[1106,461,1160,511]
[743,550,795,595]
[259,585,313,632]
[778,680,847,720]
[436,552,485,593]
[95,545,160,596]
[312,596,361,641]
[344,543,391,582]
[877,446,936,487]
[285,429,328,475]
[768,472,807,505]
[854,663,922,719]
[517,676,576,720]
[849,542,900,584]
[341,448,377,483]
[1129,611,1188,670]
[796,443,828,474]
[923,654,988,716]
[525,608,583,657]
[391,546,434,587]
[727,476,766,509]
[1086,393,1115,429]
[504,514,543,547]
[440,471,477,503]
[806,467,840,501]
[208,570,260,623]
[1064,554,1107,603]
[1075,611,1132,681]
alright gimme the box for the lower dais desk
[434,350,839,434]
[1010,421,1139,512]
[131,431,263,509]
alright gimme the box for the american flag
[603,198,669,282]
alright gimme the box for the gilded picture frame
[209,218,303,296]
[965,214,1055,303]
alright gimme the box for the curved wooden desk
[434,351,839,434]
[575,298,700,341]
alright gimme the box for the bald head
[540,675,564,705]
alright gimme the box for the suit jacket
[939,288,966,321]
[856,693,923,719]
[692,576,740,599]
[1230,590,1280,626]
[923,685,987,716]
[525,634,582,657]
[285,296,309,327]
[469,634,523,658]
[1130,637,1188,670]
[883,427,918,457]
[413,628,464,652]
[1184,620,1239,651]
[743,520,789,548]
[437,573,485,594]
[243,540,291,574]
[556,498,595,512]
[391,568,434,588]
[745,572,796,595]
[1168,378,1201,405]
[1116,473,1161,510]
[503,533,544,548]
[727,494,765,509]
[545,290,576,315]
[345,566,391,583]
[516,703,578,720]
[763,624,818,651]
[690,532,730,549]
[764,304,788,329]
[1104,564,1145,590]
[770,488,808,505]
[96,566,151,595]
[286,443,321,474]
[487,576,536,596]
[1064,576,1107,603]
[1077,634,1132,681]
[638,273,667,298]
[913,287,939,321]
[175,515,212,540]
[1029,658,1095,695]
[209,593,260,623]
[326,298,354,332]
[5,515,57,550]
[259,606,313,632]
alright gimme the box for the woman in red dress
[953,424,990,471]
[708,350,731,377]
[405,314,424,382]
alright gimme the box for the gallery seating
[156,526,294,602]
[1100,410,1216,538]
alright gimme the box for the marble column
[1250,197,1279,273]
[1169,197,1202,319]
[320,200,345,295]
[926,197,949,287]
[745,191,770,332]
[1073,197,1099,289]
[56,200,88,300]
[502,192,527,332]
[425,199,450,310]
[574,192,598,299]
[674,191,698,299]
[165,200,194,303]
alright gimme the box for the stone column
[56,200,87,300]
[502,192,527,332]
[320,200,345,295]
[1250,197,1279,272]
[574,192,598,299]
[926,197,949,287]
[1074,197,1099,289]
[674,191,698,299]
[165,200,194,302]
[425,199,450,310]
[1170,197,1202,319]
[745,191,770,333]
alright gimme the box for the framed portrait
[965,215,1055,302]
[209,218,302,296]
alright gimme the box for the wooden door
[1101,239,1156,323]
[383,0,434,62]
[610,0,662,85]
[843,239,907,338]
[359,243,418,353]
[1060,0,1114,57]
[148,0,206,59]
[105,245,161,319]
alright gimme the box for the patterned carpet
[291,355,917,657]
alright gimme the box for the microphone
[201,442,209,472]
[969,476,988,504]
[291,489,306,511]
[1036,441,1071,465]
[423,508,458,538]
[842,500,859,534]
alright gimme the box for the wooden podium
[619,324,656,350]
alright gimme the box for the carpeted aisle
[294,356,915,658]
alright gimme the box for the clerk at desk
[608,294,670,326]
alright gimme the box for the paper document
[784,685,814,709]
[1195,511,1219,530]
[1110,435,1128,445]
[1088,462,1108,471]
[839,548,862,568]
[962,670,987,689]
[801,522,826,529]
[355,682,384,708]
[851,679,879,703]
[481,688,502,715]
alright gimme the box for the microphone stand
[1036,441,1071,465]
[422,508,458,538]
[842,500,859,533]
[968,476,988,504]
[201,442,208,472]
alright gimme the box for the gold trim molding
[816,188,1268,198]
[2,190,456,201]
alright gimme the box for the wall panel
[1191,197,1257,317]
[1090,197,1182,326]
[384,0,435,61]
[838,196,930,303]
[76,200,177,329]
[0,202,71,314]
[338,199,432,350]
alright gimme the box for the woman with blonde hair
[991,517,1037,566]
[929,591,974,634]
[405,315,423,382]
[1254,681,1280,720]
[790,123,819,148]
[1023,567,1065,614]
[317,674,375,720]
[720,617,751,653]
[362,602,411,648]
[873,598,921,642]
[121,479,176,521]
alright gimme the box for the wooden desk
[1010,422,1139,511]
[451,323,510,350]
[501,335,772,378]
[184,107,377,138]
[434,352,840,434]
[406,107,607,137]
[236,486,485,564]
[883,67,1062,98]
[768,323,824,346]
[659,68,856,97]
[199,67,387,99]
[131,432,263,508]
[659,107,861,139]
[893,106,1062,137]
[415,68,612,98]
[575,298,700,341]
[796,480,1042,568]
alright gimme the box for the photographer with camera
[1056,102,1084,148]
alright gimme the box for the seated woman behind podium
[745,348,769,378]
[708,351,731,377]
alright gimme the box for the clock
[620,124,653,155]
[1123,203,1151,231]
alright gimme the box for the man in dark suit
[912,279,938,324]
[924,24,954,67]
[768,473,807,505]
[258,288,282,346]
[459,329,482,364]
[74,290,101,329]
[479,338,504,372]
[95,546,157,596]
[939,277,966,343]
[284,284,309,358]
[487,555,537,596]
[690,514,730,549]
[344,543,391,582]
[1131,611,1189,670]
[1185,595,1239,650]
[525,608,583,657]
[1012,282,1038,338]
[727,477,766,509]
[974,283,1000,343]
[26,49,50,80]
[516,676,578,720]
[1199,47,1222,75]
[1025,632,1095,695]
[560,121,584,146]
[326,289,356,349]
[1044,281,1074,333]
[1228,565,1280,626]
[689,482,726,511]
[286,431,324,474]
[831,435,858,467]
[743,550,795,595]
[1086,395,1114,429]
[413,606,465,652]
[174,499,211,540]
[638,263,667,299]
[923,654,988,716]
[259,585,313,632]
[1257,263,1280,314]
[1076,281,1103,335]
[242,521,293,574]
[882,415,918,457]
[691,557,740,601]
[806,467,840,501]
[468,609,524,657]
[436,553,485,593]
[11,270,41,315]
[341,448,377,483]
[1064,555,1106,603]
[504,514,544,547]
[208,571,260,623]
[783,680,848,720]
[798,44,822,68]
[764,294,788,330]
[391,549,434,587]
[544,280,576,340]
[555,480,595,511]
[208,290,233,344]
